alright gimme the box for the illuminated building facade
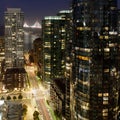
[42,10,72,119]
[0,37,5,74]
[42,15,66,81]
[4,8,24,69]
[4,68,27,90]
[72,0,120,120]
[4,8,27,90]
[59,10,74,120]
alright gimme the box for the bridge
[24,21,41,29]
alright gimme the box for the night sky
[0,0,120,25]
[0,0,70,25]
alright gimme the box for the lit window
[103,96,108,101]
[104,48,110,52]
[103,93,109,96]
[102,109,108,116]
[77,55,90,61]
[104,69,109,73]
[100,36,103,39]
[104,27,109,31]
[105,36,109,39]
[98,93,102,97]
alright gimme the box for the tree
[33,110,40,120]
[18,94,23,99]
[22,104,27,116]
[37,71,41,77]
[1,96,4,100]
[7,95,11,100]
[13,96,17,100]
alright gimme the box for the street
[25,65,52,120]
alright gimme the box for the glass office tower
[42,10,72,119]
[72,0,119,120]
[42,16,66,81]
[4,8,24,69]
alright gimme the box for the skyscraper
[42,10,72,119]
[71,0,120,120]
[4,8,24,69]
[42,15,66,81]
[0,37,5,76]
[4,8,26,90]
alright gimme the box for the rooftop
[5,68,26,74]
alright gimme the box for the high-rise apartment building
[4,8,24,69]
[4,8,26,91]
[59,10,73,120]
[71,0,120,120]
[42,15,66,81]
[42,10,72,119]
[0,37,5,77]
[42,10,72,81]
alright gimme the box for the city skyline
[0,0,120,25]
[0,0,120,120]
[0,0,70,25]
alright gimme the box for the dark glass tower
[72,0,119,120]
[42,16,66,81]
[42,10,72,119]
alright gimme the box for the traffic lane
[28,71,39,89]
[37,99,51,120]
